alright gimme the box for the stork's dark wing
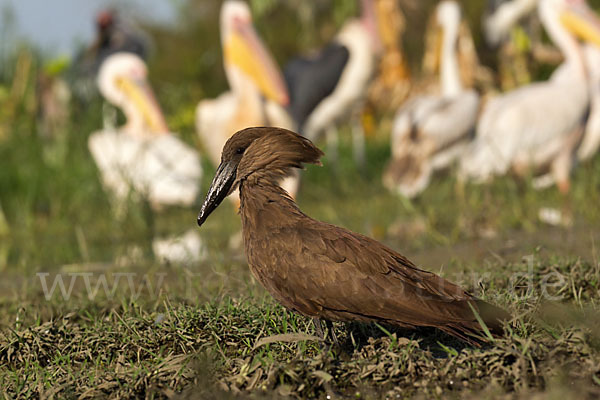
[284,43,350,130]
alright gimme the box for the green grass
[1,259,600,398]
[1,52,600,399]
[1,120,600,397]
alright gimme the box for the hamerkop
[197,127,508,345]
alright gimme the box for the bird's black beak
[197,161,237,227]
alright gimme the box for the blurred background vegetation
[1,0,600,274]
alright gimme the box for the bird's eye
[236,147,245,155]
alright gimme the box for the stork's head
[96,9,115,35]
[97,52,168,135]
[220,0,289,105]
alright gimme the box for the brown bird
[197,127,508,345]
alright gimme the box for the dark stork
[72,9,150,101]
[284,0,380,166]
[84,9,150,74]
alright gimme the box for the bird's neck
[227,67,266,125]
[121,103,150,137]
[239,179,304,236]
[359,0,382,52]
[440,20,462,96]
[238,80,265,117]
[539,2,587,82]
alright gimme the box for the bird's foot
[313,317,325,340]
[326,320,340,347]
[312,318,340,349]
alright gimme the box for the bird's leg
[552,146,574,194]
[553,124,583,194]
[313,317,331,352]
[313,318,340,347]
[351,122,366,169]
[313,317,325,340]
[325,320,340,346]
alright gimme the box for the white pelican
[196,0,297,200]
[548,43,600,162]
[577,44,600,161]
[460,0,600,193]
[89,53,202,209]
[383,1,479,198]
[284,0,380,165]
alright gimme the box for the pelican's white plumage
[89,53,202,208]
[577,44,600,161]
[195,0,297,199]
[542,43,600,162]
[384,1,479,198]
[460,0,600,192]
[89,132,201,207]
[301,18,378,143]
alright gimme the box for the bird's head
[197,127,323,227]
[96,9,116,36]
[540,0,600,47]
[383,152,432,199]
[436,0,461,30]
[97,53,168,135]
[220,0,289,105]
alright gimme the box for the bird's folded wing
[310,222,471,301]
[261,222,481,328]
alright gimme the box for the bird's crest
[227,127,324,185]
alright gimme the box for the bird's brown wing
[253,219,504,341]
